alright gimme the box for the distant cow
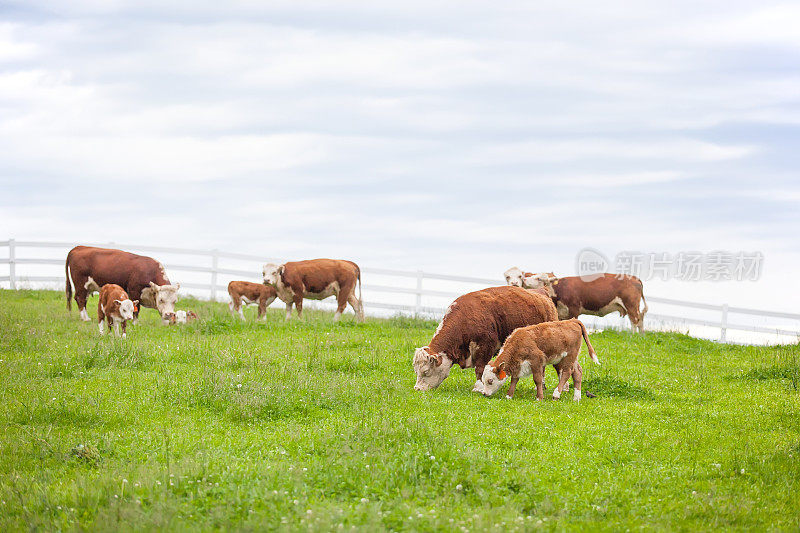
[481,319,600,401]
[167,310,198,325]
[262,259,364,322]
[228,281,276,320]
[505,269,647,332]
[66,246,180,322]
[413,286,558,393]
[97,284,138,338]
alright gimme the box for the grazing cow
[97,284,138,338]
[524,272,648,332]
[228,280,277,320]
[482,319,599,401]
[413,286,558,393]
[262,259,364,322]
[66,246,180,322]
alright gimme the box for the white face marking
[118,299,135,320]
[262,263,281,286]
[481,365,508,396]
[153,285,179,317]
[503,267,525,287]
[412,348,454,391]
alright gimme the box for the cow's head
[262,263,284,287]
[149,282,180,319]
[504,267,526,287]
[114,299,138,321]
[175,310,187,324]
[524,272,558,296]
[413,347,454,391]
[481,359,508,397]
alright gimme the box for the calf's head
[413,347,454,391]
[504,267,526,287]
[115,299,139,321]
[149,282,180,319]
[481,360,508,396]
[262,263,284,287]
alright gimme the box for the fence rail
[1,238,798,344]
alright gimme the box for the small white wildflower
[740,468,745,474]
[360,498,369,504]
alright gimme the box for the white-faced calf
[481,319,599,401]
[97,284,138,338]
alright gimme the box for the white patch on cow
[580,296,627,318]
[80,308,90,321]
[433,302,456,337]
[552,388,561,399]
[553,351,568,365]
[519,360,533,378]
[175,310,187,324]
[84,277,100,293]
[305,281,339,301]
[480,365,507,397]
[98,322,104,334]
[157,262,170,284]
[413,348,454,391]
[471,380,485,393]
[555,301,571,320]
[122,332,127,339]
[573,389,582,401]
[505,394,513,400]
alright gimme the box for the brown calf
[97,284,138,338]
[481,319,599,401]
[228,281,277,320]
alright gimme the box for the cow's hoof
[573,389,581,401]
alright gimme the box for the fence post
[210,249,219,301]
[720,303,729,342]
[8,238,16,290]
[415,270,423,315]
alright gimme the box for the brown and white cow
[167,310,198,325]
[505,269,648,332]
[66,246,180,323]
[481,319,599,401]
[97,283,138,338]
[228,280,277,320]
[413,286,558,393]
[262,259,364,322]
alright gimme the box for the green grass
[0,289,799,531]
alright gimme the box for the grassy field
[0,289,798,531]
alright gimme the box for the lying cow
[505,268,647,332]
[167,310,198,325]
[481,319,599,401]
[228,280,276,320]
[97,284,138,338]
[262,259,364,322]
[66,246,180,323]
[413,286,557,393]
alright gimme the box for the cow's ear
[133,300,139,305]
[114,299,122,305]
[149,281,159,290]
[278,265,285,276]
[434,354,443,367]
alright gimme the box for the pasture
[0,289,798,531]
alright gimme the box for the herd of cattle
[64,245,648,400]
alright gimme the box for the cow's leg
[533,366,545,401]
[293,295,304,320]
[347,293,365,323]
[76,288,90,322]
[505,376,520,399]
[571,361,583,401]
[553,361,571,399]
[257,298,265,320]
[228,298,235,315]
[121,320,127,339]
[97,306,105,335]
[284,301,293,320]
[260,297,275,320]
[238,304,245,321]
[112,319,121,337]
[626,298,644,333]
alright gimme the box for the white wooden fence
[1,238,798,345]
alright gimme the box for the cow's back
[284,259,359,293]
[67,246,168,292]
[555,273,641,310]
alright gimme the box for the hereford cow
[66,246,180,322]
[262,259,364,322]
[505,269,647,332]
[97,284,138,338]
[481,319,599,401]
[228,280,276,320]
[413,286,557,393]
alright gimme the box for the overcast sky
[1,1,798,310]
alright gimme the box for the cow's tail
[639,281,648,316]
[578,319,599,364]
[65,257,72,311]
[357,265,362,302]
